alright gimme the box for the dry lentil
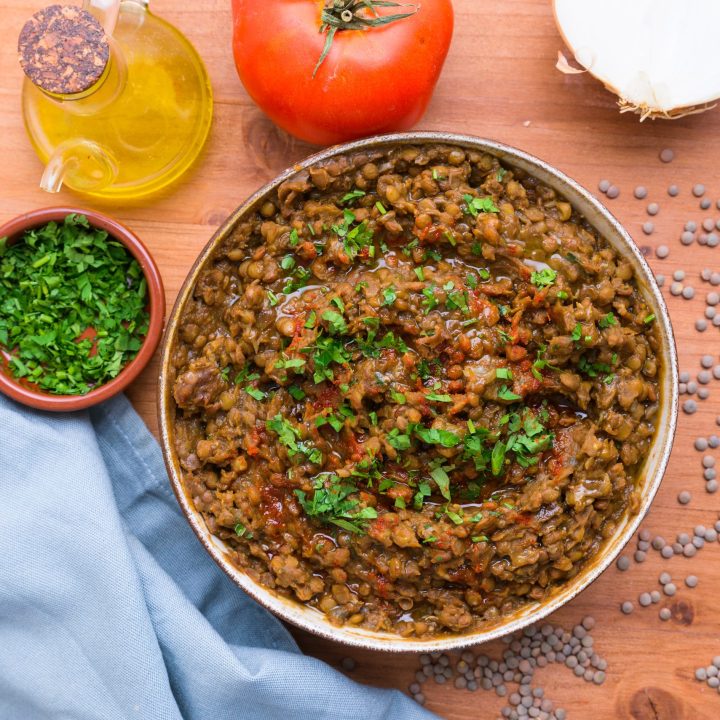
[634,186,648,199]
[660,149,674,163]
[642,222,654,235]
[678,490,691,504]
[606,185,620,199]
[656,245,670,258]
[647,202,660,215]
[668,184,679,197]
[659,608,671,621]
[694,184,707,198]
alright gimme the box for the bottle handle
[40,140,118,195]
[82,0,121,36]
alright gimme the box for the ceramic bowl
[158,133,678,652]
[0,207,165,412]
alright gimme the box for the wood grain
[3,1,720,717]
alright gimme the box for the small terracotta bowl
[0,207,165,412]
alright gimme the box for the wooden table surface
[3,1,720,717]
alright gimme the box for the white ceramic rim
[158,132,678,652]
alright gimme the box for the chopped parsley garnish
[644,313,656,324]
[429,461,452,501]
[302,335,352,383]
[578,355,613,379]
[288,385,306,400]
[332,210,375,261]
[387,427,411,450]
[245,386,266,401]
[289,229,300,246]
[0,214,150,395]
[414,266,425,281]
[234,522,253,538]
[322,309,347,335]
[497,385,521,401]
[267,289,280,306]
[316,403,355,432]
[267,414,322,464]
[280,255,296,271]
[426,392,453,403]
[599,312,617,328]
[295,474,377,534]
[495,368,513,380]
[390,390,407,405]
[463,194,500,217]
[340,189,366,204]
[571,323,583,342]
[375,201,387,214]
[274,356,306,371]
[421,286,439,313]
[304,310,317,329]
[382,285,397,306]
[530,267,557,288]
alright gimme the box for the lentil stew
[168,143,661,638]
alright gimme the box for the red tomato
[231,0,454,145]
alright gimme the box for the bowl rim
[158,131,678,652]
[0,206,165,412]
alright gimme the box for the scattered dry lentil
[683,400,698,414]
[634,186,648,199]
[659,608,671,621]
[606,185,620,199]
[668,184,679,197]
[678,490,692,504]
[598,179,610,193]
[656,245,670,258]
[616,556,630,571]
[660,149,674,163]
[694,184,707,197]
[682,286,695,299]
[647,202,660,215]
[642,222,654,235]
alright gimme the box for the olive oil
[21,2,212,200]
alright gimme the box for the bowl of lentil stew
[0,207,165,412]
[159,133,677,651]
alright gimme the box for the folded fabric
[0,394,437,720]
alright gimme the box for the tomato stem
[313,0,418,78]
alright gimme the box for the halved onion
[553,0,720,119]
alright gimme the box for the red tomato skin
[231,0,454,145]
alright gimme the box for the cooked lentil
[169,144,662,637]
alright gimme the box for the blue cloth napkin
[0,394,437,720]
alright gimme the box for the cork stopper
[18,4,110,96]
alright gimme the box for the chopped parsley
[530,267,557,288]
[426,392,453,403]
[497,385,521,401]
[0,214,150,395]
[382,285,397,306]
[332,210,375,261]
[644,313,656,324]
[267,414,322,464]
[340,189,366,204]
[599,312,617,328]
[295,474,377,533]
[322,309,347,335]
[463,194,500,217]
